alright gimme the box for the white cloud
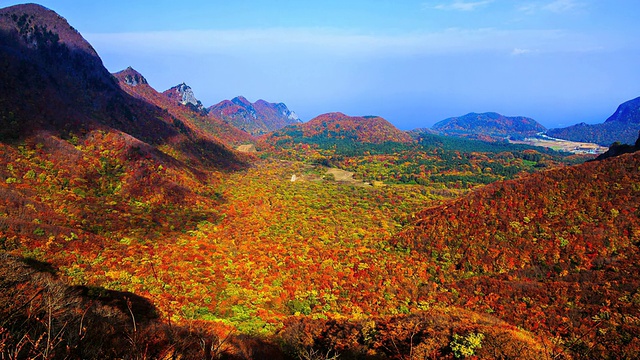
[511,48,533,56]
[511,48,532,55]
[432,0,494,11]
[518,0,586,14]
[85,26,604,61]
[543,0,584,13]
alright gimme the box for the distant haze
[4,0,640,129]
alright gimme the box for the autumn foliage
[2,3,640,359]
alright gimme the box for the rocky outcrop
[115,67,148,86]
[163,83,206,113]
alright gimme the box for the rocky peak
[231,96,257,119]
[114,67,148,87]
[276,102,300,122]
[174,83,197,106]
[231,96,252,107]
[164,83,205,112]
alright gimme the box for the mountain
[0,4,246,171]
[208,96,300,135]
[431,112,546,141]
[547,96,640,146]
[268,112,413,146]
[606,96,640,124]
[0,4,249,248]
[0,3,117,139]
[114,67,253,147]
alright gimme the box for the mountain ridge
[208,96,301,135]
[113,68,254,147]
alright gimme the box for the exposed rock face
[209,96,301,135]
[236,144,257,153]
[116,67,148,86]
[163,83,206,113]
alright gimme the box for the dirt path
[326,167,372,186]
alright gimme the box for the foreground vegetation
[2,127,638,359]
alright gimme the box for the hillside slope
[393,148,640,357]
[0,4,248,255]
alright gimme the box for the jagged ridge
[209,96,301,135]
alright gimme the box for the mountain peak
[547,96,640,146]
[210,97,300,135]
[0,3,98,56]
[163,83,205,111]
[605,96,640,124]
[114,67,148,86]
[231,96,252,107]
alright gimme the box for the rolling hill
[267,112,413,147]
[431,112,546,141]
[393,146,640,358]
[547,96,640,146]
[209,96,301,135]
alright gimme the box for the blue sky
[3,0,640,129]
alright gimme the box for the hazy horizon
[3,0,640,130]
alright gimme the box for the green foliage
[450,332,485,358]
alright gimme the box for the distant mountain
[431,112,546,141]
[606,96,640,124]
[114,68,253,147]
[208,96,300,135]
[547,97,640,146]
[267,112,413,146]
